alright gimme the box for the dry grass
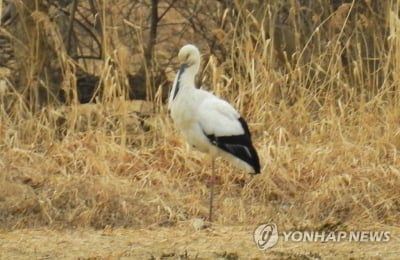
[1,225,399,259]
[1,0,400,236]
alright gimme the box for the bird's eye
[186,53,190,61]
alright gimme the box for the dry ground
[0,224,399,260]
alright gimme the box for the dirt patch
[1,224,399,259]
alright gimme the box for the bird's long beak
[180,63,189,71]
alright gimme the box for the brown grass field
[1,0,400,259]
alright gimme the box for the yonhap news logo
[254,223,391,250]
[253,223,279,250]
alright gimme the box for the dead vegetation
[1,225,399,259]
[0,0,400,237]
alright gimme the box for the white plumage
[168,44,260,221]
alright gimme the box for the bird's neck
[169,63,197,106]
[180,63,199,89]
[180,71,195,88]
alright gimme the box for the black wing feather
[205,117,261,174]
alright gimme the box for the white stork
[168,44,260,221]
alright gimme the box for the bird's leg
[208,157,215,222]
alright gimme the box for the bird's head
[178,44,201,67]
